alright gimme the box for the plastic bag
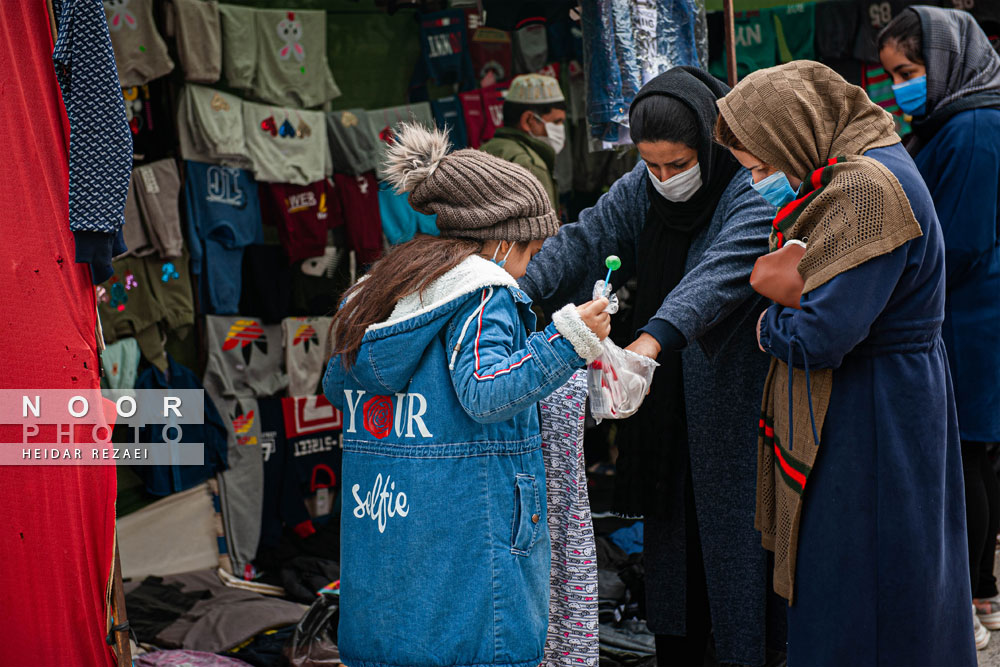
[283,592,341,666]
[587,281,658,421]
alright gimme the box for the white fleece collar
[366,255,518,333]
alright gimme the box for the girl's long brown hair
[332,235,481,369]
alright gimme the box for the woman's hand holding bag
[749,240,807,310]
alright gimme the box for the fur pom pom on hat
[383,123,560,242]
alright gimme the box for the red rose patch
[363,396,393,440]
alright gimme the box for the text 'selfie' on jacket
[322,255,599,667]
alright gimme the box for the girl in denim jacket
[322,123,610,667]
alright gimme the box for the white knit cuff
[552,304,603,364]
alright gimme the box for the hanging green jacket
[481,127,559,210]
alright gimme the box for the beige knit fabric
[384,123,560,242]
[719,61,924,603]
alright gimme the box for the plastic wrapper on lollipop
[587,279,658,422]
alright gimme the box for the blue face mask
[490,243,515,268]
[891,75,927,117]
[751,171,797,209]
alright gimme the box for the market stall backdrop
[87,0,1000,663]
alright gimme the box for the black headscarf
[613,67,739,519]
[906,6,1000,154]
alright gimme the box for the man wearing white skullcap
[481,73,566,210]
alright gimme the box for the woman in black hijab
[521,68,779,666]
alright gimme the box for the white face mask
[646,163,702,202]
[533,114,566,154]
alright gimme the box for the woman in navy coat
[880,6,1000,641]
[716,61,975,666]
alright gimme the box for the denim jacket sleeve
[446,288,597,424]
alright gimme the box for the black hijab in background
[613,67,739,518]
[907,6,1000,154]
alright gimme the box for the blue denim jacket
[322,256,600,667]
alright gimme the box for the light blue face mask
[751,171,797,209]
[491,242,515,268]
[891,75,927,117]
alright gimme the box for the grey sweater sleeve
[647,172,775,358]
[519,161,648,312]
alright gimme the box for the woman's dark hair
[712,113,747,152]
[331,236,527,369]
[629,95,700,147]
[503,101,567,128]
[877,10,924,65]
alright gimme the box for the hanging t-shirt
[854,0,909,63]
[815,0,859,61]
[242,101,330,185]
[512,18,549,74]
[326,109,379,176]
[378,181,439,246]
[290,234,354,317]
[282,317,334,398]
[184,160,263,314]
[134,355,229,497]
[171,0,223,84]
[177,85,252,167]
[365,103,435,179]
[416,9,475,88]
[104,0,175,86]
[461,81,510,148]
[469,27,513,86]
[260,179,343,264]
[772,3,815,63]
[431,96,470,149]
[124,79,174,164]
[203,315,289,400]
[709,10,776,80]
[333,172,383,266]
[252,9,341,108]
[257,396,344,552]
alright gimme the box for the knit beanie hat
[383,123,560,242]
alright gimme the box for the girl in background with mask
[879,8,1000,647]
[715,60,974,666]
[521,67,778,667]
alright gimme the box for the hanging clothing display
[282,316,335,398]
[103,0,175,86]
[260,179,344,264]
[540,371,599,667]
[251,8,341,108]
[581,0,706,145]
[178,85,252,167]
[170,0,223,84]
[365,102,435,179]
[125,79,175,164]
[378,180,439,245]
[242,101,330,185]
[326,109,380,176]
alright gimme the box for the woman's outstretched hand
[577,298,611,340]
[625,333,661,361]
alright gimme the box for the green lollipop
[603,255,621,296]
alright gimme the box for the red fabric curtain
[0,2,117,665]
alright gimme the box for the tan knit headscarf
[717,61,923,603]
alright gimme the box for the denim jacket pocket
[511,473,541,556]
